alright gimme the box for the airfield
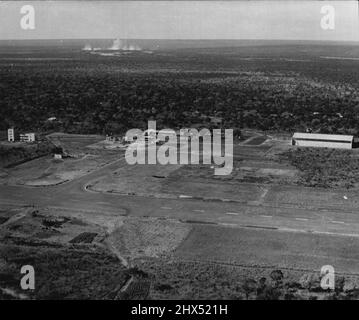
[1,131,359,299]
[2,38,359,299]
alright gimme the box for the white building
[8,128,14,142]
[20,133,35,143]
[292,132,353,149]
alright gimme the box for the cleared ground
[0,154,118,186]
[90,136,297,200]
[108,216,191,261]
[175,224,359,274]
[0,134,123,186]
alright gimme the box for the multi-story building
[7,128,14,142]
[19,133,36,143]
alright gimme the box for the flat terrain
[1,42,359,299]
[90,136,297,200]
[2,134,359,299]
[176,225,359,274]
[0,134,123,186]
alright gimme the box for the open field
[0,154,116,186]
[108,217,191,261]
[47,133,108,154]
[131,224,359,300]
[175,225,359,274]
[90,161,266,202]
[90,137,297,201]
[0,134,123,186]
[91,163,182,198]
[128,221,359,300]
[88,135,359,213]
[12,133,358,193]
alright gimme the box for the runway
[1,156,359,237]
[1,156,359,273]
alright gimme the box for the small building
[20,133,35,143]
[8,128,14,142]
[54,154,62,160]
[292,132,354,149]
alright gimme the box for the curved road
[2,157,359,274]
[1,157,359,238]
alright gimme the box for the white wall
[293,139,352,149]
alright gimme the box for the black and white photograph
[0,0,359,306]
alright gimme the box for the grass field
[0,154,117,186]
[0,134,123,186]
[279,147,359,189]
[90,139,298,201]
[174,224,359,274]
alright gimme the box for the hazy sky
[0,1,358,41]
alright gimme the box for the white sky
[0,1,358,41]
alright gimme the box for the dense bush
[280,148,359,188]
[1,46,359,136]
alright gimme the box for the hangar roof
[293,132,353,142]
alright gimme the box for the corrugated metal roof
[292,132,353,142]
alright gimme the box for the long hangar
[292,133,355,149]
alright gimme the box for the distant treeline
[1,50,359,136]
